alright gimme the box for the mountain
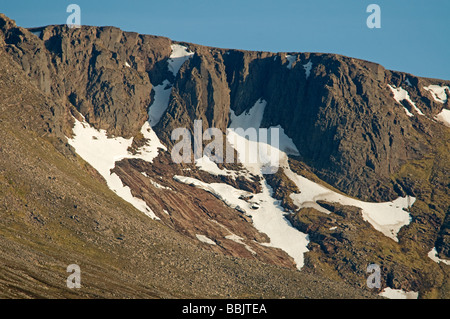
[0,13,449,299]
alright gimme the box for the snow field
[68,118,166,219]
[434,108,450,127]
[379,287,418,299]
[388,84,424,117]
[423,84,449,103]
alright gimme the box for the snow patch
[303,61,313,78]
[228,99,299,156]
[211,220,256,255]
[227,98,299,176]
[225,234,256,254]
[423,85,449,103]
[428,247,450,265]
[388,85,424,116]
[125,61,131,68]
[67,117,166,220]
[176,91,416,270]
[229,96,414,242]
[405,78,412,87]
[148,45,194,127]
[194,99,309,269]
[229,98,267,131]
[196,234,216,245]
[174,175,309,269]
[148,79,172,127]
[168,44,194,76]
[435,108,450,127]
[228,99,298,156]
[149,179,173,190]
[173,175,247,211]
[285,55,296,69]
[195,156,236,178]
[379,288,418,299]
[284,167,414,242]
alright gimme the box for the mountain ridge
[1,13,449,298]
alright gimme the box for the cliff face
[5,14,448,202]
[1,13,449,298]
[1,18,174,138]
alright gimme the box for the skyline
[2,0,449,80]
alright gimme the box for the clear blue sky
[2,0,449,80]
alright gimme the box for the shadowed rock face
[220,52,447,202]
[1,15,173,138]
[1,13,449,298]
[43,25,173,138]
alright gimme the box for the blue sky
[2,0,449,80]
